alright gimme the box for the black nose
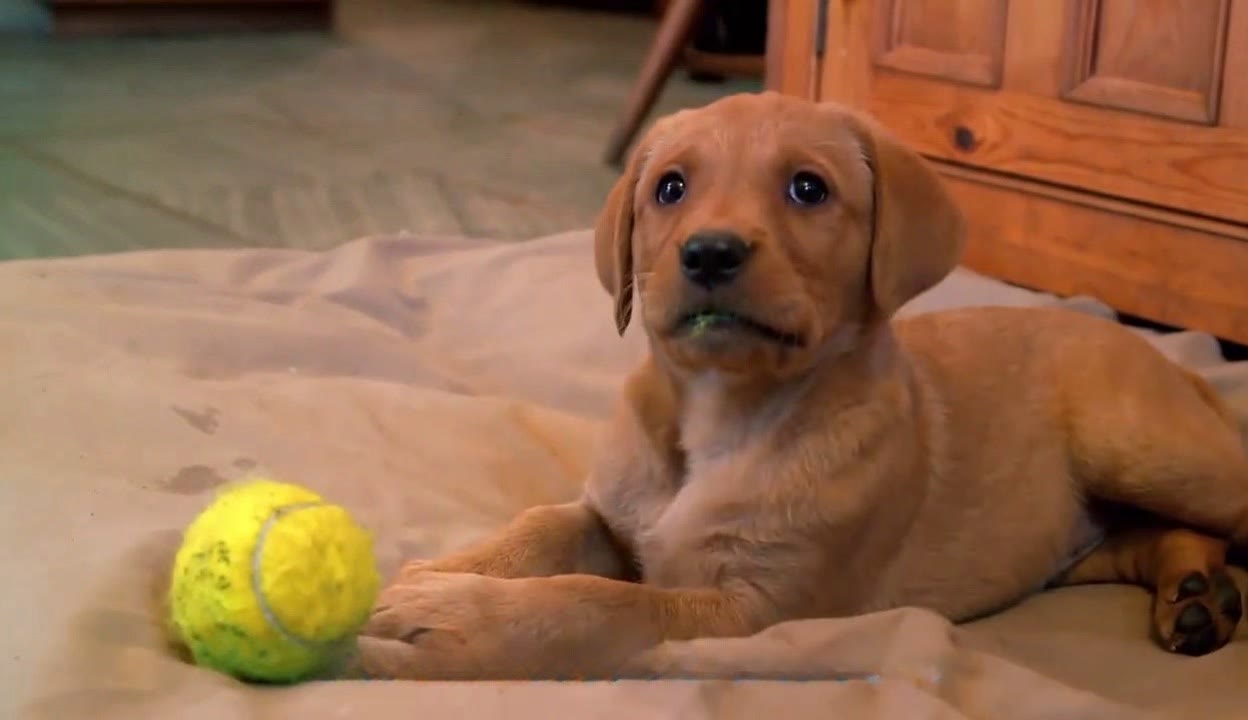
[680,231,751,289]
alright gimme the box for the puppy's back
[893,305,1218,420]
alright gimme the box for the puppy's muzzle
[680,231,752,290]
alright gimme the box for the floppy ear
[594,151,641,336]
[848,113,966,317]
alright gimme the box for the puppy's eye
[787,172,829,206]
[655,172,687,205]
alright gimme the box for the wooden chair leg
[602,0,704,166]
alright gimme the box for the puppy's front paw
[1155,569,1242,656]
[393,557,434,584]
[355,572,509,679]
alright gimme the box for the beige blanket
[4,230,1247,719]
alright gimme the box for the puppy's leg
[395,501,633,583]
[1054,527,1243,655]
[1070,366,1248,544]
[358,572,769,680]
[355,504,635,680]
[1064,360,1248,654]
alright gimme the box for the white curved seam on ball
[251,501,331,649]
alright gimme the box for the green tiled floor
[0,0,758,259]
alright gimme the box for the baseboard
[45,0,334,37]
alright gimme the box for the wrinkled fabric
[3,230,1246,720]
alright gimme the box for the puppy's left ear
[848,112,967,317]
[594,149,642,335]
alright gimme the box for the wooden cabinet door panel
[1062,0,1230,124]
[854,0,1248,225]
[871,0,1009,87]
[865,74,1248,225]
[939,165,1248,343]
[767,0,1248,342]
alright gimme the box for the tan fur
[356,93,1248,680]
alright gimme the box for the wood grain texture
[1223,0,1248,129]
[765,0,820,97]
[872,0,1008,87]
[940,162,1248,344]
[773,0,1248,339]
[820,0,874,107]
[866,73,1248,224]
[1062,0,1230,124]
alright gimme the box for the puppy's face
[595,93,966,382]
[626,95,875,378]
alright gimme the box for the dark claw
[1176,572,1209,601]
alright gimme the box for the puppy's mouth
[675,309,804,348]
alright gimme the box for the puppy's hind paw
[1154,569,1242,656]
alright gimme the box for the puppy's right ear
[594,152,641,336]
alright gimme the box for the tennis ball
[168,478,381,683]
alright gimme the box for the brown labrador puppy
[356,92,1248,680]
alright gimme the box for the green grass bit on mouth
[690,312,729,335]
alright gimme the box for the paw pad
[1160,569,1243,657]
[1213,575,1243,622]
[1174,602,1212,634]
[1176,572,1209,600]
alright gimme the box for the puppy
[356,92,1248,680]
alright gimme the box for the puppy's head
[595,92,965,380]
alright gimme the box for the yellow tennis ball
[168,478,381,683]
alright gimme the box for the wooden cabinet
[767,0,1248,343]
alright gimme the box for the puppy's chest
[632,385,778,586]
[677,373,780,470]
[631,444,759,551]
[633,465,756,588]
